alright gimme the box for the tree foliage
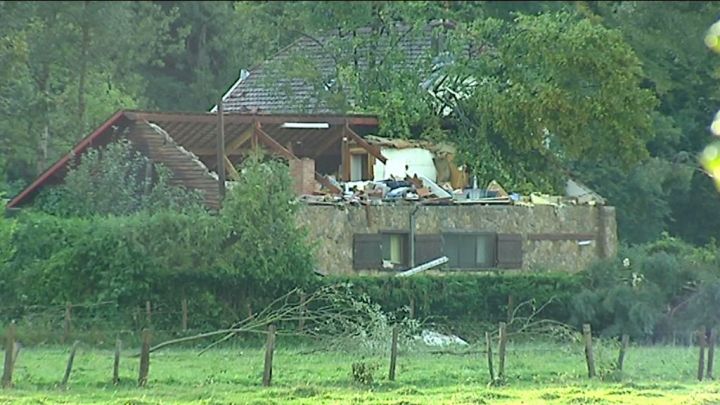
[1,1,719,247]
[36,139,204,217]
[443,12,657,192]
[218,156,316,292]
[571,235,717,339]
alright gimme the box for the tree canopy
[1,1,719,246]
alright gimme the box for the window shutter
[353,234,382,270]
[414,234,443,265]
[496,234,523,269]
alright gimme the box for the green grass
[1,341,719,404]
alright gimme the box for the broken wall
[296,204,617,275]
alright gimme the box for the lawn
[1,341,719,404]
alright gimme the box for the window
[354,232,522,271]
[443,233,496,269]
[350,152,369,181]
[353,232,408,270]
[382,233,408,267]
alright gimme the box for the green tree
[218,156,315,300]
[434,12,657,192]
[35,139,204,217]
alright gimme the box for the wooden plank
[225,126,254,154]
[310,133,342,157]
[341,134,350,181]
[124,111,379,126]
[344,123,387,163]
[224,156,240,180]
[256,126,341,193]
[256,126,298,161]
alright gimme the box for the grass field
[1,341,719,404]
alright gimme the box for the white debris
[419,329,468,346]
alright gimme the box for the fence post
[11,342,20,371]
[497,322,507,379]
[62,303,72,344]
[698,328,707,381]
[113,338,121,385]
[617,334,630,371]
[2,322,16,389]
[583,324,596,378]
[707,327,716,380]
[262,324,276,387]
[485,331,495,381]
[389,324,399,381]
[60,340,80,387]
[181,299,188,332]
[145,301,152,327]
[138,329,151,387]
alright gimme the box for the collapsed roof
[6,110,380,210]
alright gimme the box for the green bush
[570,234,719,341]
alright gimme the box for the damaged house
[6,21,618,274]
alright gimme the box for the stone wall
[295,204,617,275]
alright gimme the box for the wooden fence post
[138,329,151,387]
[698,328,707,381]
[497,322,507,379]
[181,299,188,332]
[707,327,716,380]
[262,324,276,387]
[11,343,20,371]
[2,322,16,389]
[583,324,596,378]
[62,303,72,344]
[485,331,495,381]
[145,301,152,327]
[113,338,121,385]
[388,325,399,381]
[60,340,80,387]
[617,334,630,371]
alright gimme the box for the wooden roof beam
[224,156,241,181]
[255,126,342,194]
[124,111,379,126]
[344,122,387,164]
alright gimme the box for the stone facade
[295,204,617,275]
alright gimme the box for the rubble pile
[299,175,605,208]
